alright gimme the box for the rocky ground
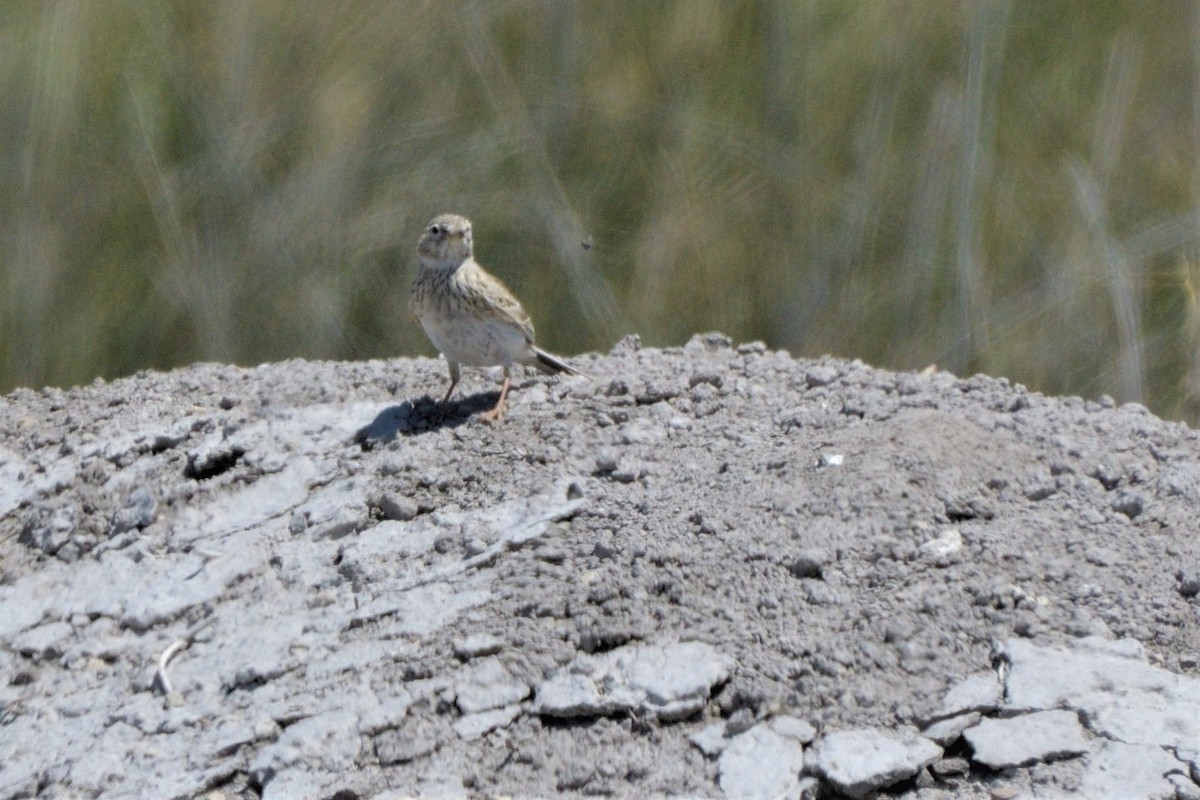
[2,332,1199,799]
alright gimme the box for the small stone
[724,707,755,736]
[938,671,1003,717]
[605,379,630,397]
[638,381,676,402]
[533,641,732,721]
[963,709,1089,769]
[919,528,963,566]
[609,333,641,354]
[787,548,830,579]
[1179,570,1200,599]
[253,718,281,740]
[557,759,594,790]
[184,444,244,480]
[931,756,970,777]
[377,492,419,522]
[771,715,817,744]
[1090,461,1122,489]
[718,723,805,800]
[685,331,733,351]
[1110,491,1144,519]
[452,703,522,741]
[689,370,724,389]
[689,723,727,757]
[19,505,77,556]
[620,417,668,443]
[109,487,158,535]
[310,507,362,540]
[1024,480,1057,501]
[595,452,619,473]
[922,712,980,746]
[809,728,942,799]
[453,634,505,661]
[454,657,529,714]
[805,366,838,387]
[533,546,568,564]
[592,541,618,560]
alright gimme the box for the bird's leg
[437,361,461,416]
[482,368,512,422]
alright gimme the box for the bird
[409,213,586,420]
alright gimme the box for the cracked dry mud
[2,333,1200,799]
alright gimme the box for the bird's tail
[532,347,588,378]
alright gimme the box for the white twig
[155,617,216,696]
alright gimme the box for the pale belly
[420,311,529,367]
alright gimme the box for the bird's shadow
[353,391,501,447]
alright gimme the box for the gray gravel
[2,332,1200,799]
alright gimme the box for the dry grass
[3,1,1200,422]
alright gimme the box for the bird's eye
[429,224,442,236]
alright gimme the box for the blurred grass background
[5,0,1200,422]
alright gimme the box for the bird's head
[418,213,473,267]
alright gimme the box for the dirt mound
[2,333,1198,799]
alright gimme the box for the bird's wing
[462,262,537,344]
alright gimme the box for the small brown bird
[409,213,586,420]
